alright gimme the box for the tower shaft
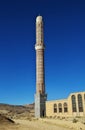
[36,49,45,93]
[35,16,47,118]
[35,16,45,94]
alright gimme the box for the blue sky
[0,0,85,105]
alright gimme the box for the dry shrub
[72,118,78,123]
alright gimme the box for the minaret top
[36,16,43,22]
[35,15,44,50]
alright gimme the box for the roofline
[46,91,85,102]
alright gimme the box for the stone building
[46,91,85,117]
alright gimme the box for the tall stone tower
[35,16,47,118]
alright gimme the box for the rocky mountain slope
[0,103,34,119]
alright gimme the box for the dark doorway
[42,110,45,117]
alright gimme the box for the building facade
[46,92,85,117]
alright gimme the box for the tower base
[35,93,47,118]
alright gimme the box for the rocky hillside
[0,114,15,124]
[0,103,34,119]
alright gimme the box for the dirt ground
[0,118,85,130]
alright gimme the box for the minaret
[35,16,47,118]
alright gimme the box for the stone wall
[46,92,85,117]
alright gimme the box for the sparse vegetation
[72,118,78,123]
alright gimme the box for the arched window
[64,102,68,112]
[53,104,57,113]
[71,95,77,112]
[84,94,85,100]
[84,94,85,104]
[58,103,62,113]
[78,94,83,112]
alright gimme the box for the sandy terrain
[0,119,70,130]
[0,118,85,130]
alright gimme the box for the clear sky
[0,0,85,105]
